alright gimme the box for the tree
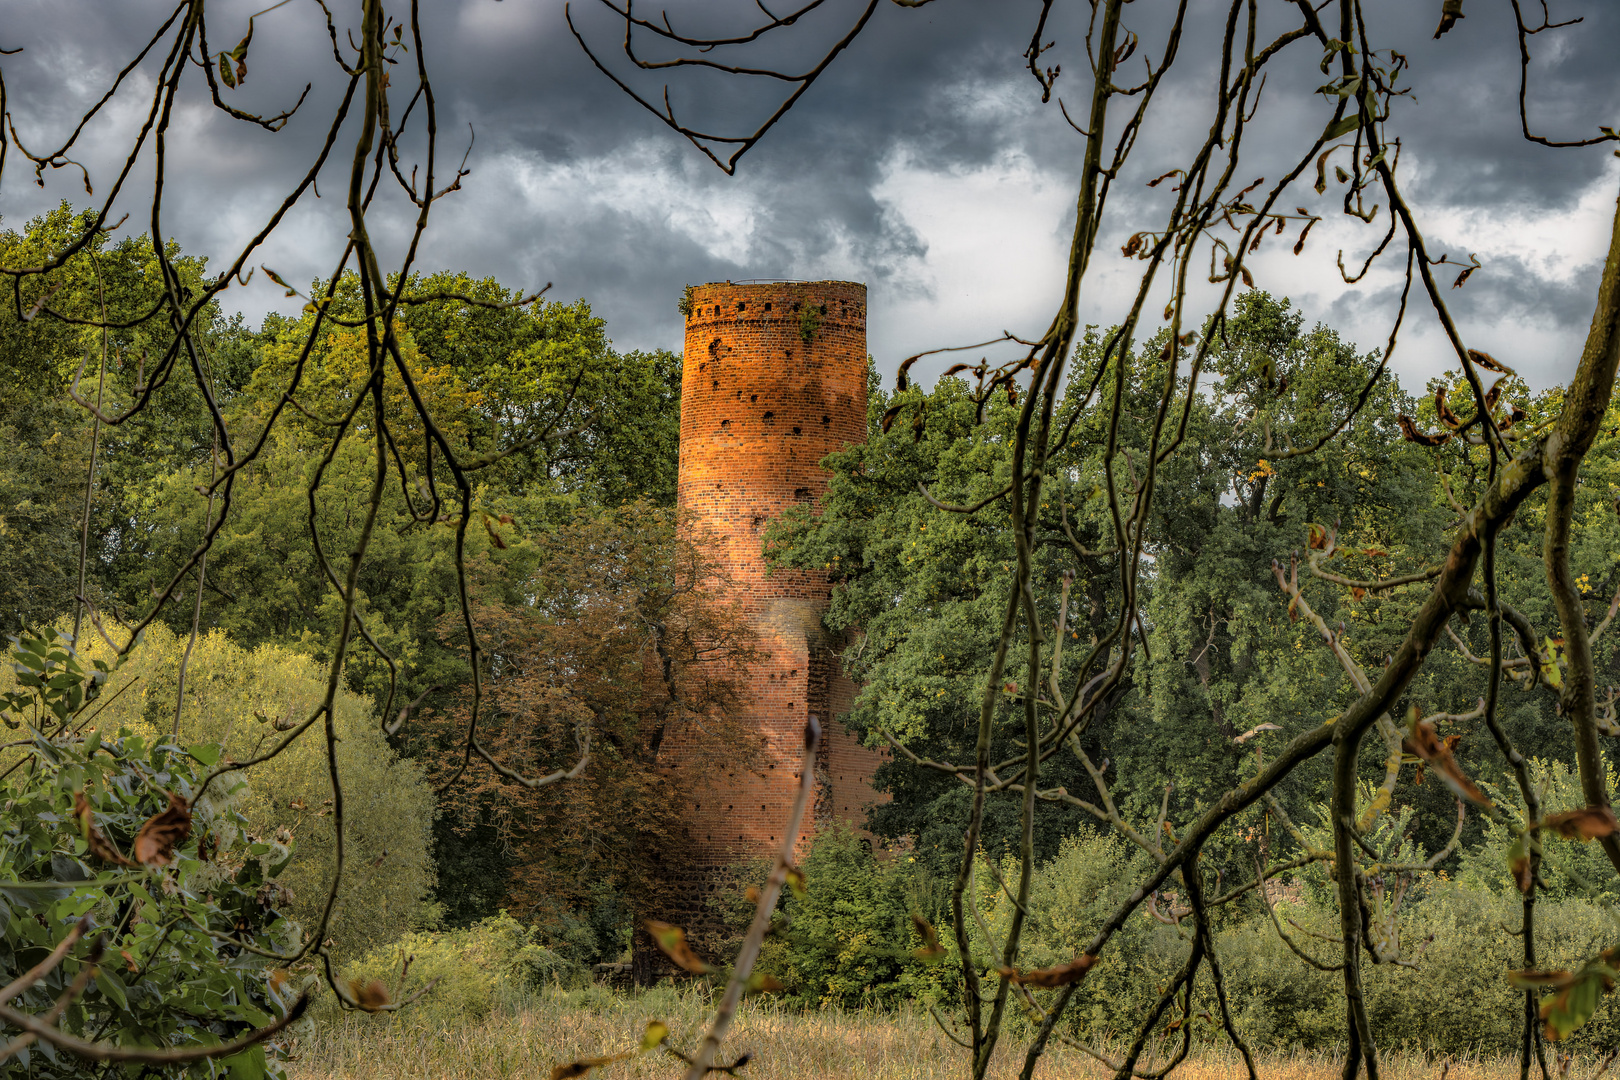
[413,502,759,959]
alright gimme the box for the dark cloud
[1,0,1614,386]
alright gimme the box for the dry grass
[289,989,1573,1080]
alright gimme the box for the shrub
[0,630,305,1078]
[27,622,439,959]
[998,828,1620,1056]
[331,913,588,1027]
[710,825,955,1010]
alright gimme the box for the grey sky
[2,0,1617,393]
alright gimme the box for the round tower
[663,280,882,877]
[678,281,868,605]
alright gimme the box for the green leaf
[187,743,222,767]
[94,968,129,1011]
[1323,114,1360,142]
[221,1044,267,1080]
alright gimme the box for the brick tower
[653,280,886,949]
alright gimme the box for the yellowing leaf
[745,970,784,993]
[645,920,712,974]
[911,912,946,964]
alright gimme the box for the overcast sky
[3,0,1617,393]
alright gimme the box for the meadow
[290,988,1578,1080]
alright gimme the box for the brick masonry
[645,280,888,965]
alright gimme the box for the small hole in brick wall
[761,805,766,811]
[792,302,801,312]
[713,306,720,316]
[788,701,796,708]
[708,338,721,357]
[794,487,811,500]
[821,415,831,426]
[763,411,775,424]
[819,304,827,315]
[737,301,746,311]
[792,426,801,436]
[841,305,848,316]
[750,393,757,402]
[711,379,718,389]
[728,805,734,810]
[764,302,772,311]
[720,419,730,429]
[751,515,763,528]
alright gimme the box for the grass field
[289,989,1564,1080]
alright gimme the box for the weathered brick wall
[645,281,888,968]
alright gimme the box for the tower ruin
[654,279,886,938]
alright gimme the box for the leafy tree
[413,501,759,960]
[0,205,251,638]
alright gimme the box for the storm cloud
[2,0,1616,390]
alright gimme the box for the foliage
[21,622,440,960]
[413,501,757,960]
[729,826,954,1010]
[332,913,588,1029]
[0,205,252,639]
[1461,758,1620,903]
[0,631,304,1078]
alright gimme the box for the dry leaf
[75,791,135,867]
[1541,807,1619,841]
[349,978,391,1012]
[481,512,508,550]
[1467,348,1515,375]
[551,1056,626,1080]
[133,791,193,867]
[1435,386,1463,430]
[1403,711,1492,808]
[1000,953,1098,988]
[1397,414,1451,447]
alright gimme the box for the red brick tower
[658,280,886,926]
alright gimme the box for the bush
[37,622,439,959]
[331,913,589,1027]
[0,630,305,1078]
[709,825,955,1010]
[1001,828,1620,1056]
